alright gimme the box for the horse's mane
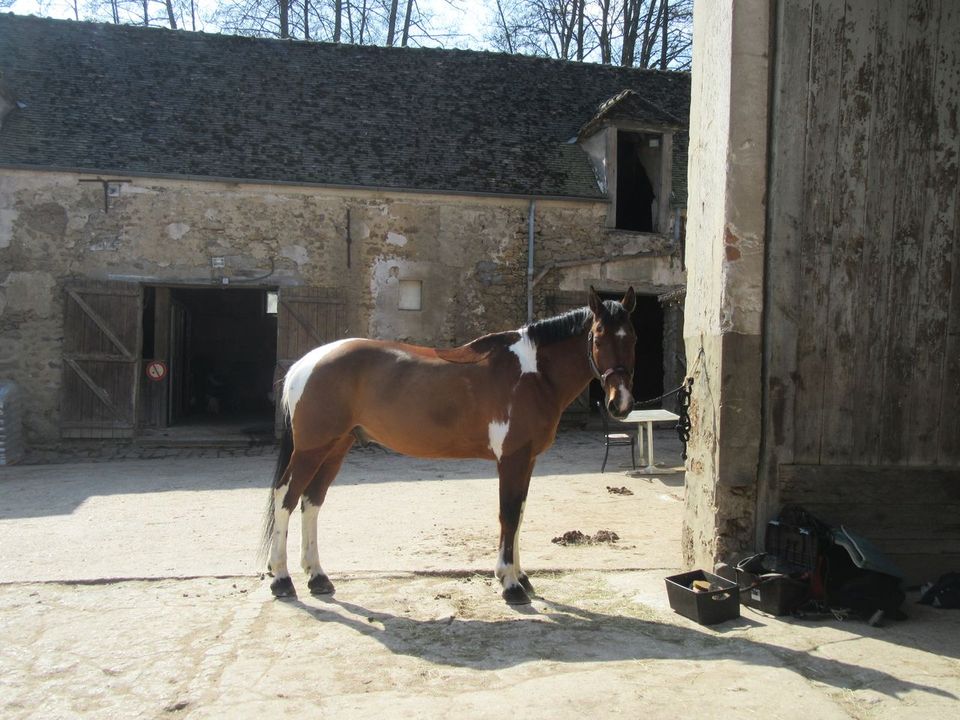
[525,307,591,347]
[526,300,627,347]
[436,300,625,364]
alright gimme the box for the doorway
[141,286,278,436]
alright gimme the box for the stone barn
[684,1,960,585]
[0,14,689,448]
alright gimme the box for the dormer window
[577,90,683,236]
[616,130,663,232]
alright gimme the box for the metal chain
[676,377,693,460]
[630,376,694,461]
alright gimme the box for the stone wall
[682,0,770,569]
[0,169,685,445]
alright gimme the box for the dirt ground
[1,430,958,718]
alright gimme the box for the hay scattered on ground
[606,486,634,496]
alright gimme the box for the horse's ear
[588,286,603,316]
[621,287,636,314]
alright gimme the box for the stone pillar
[682,1,770,570]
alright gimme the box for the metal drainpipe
[527,199,536,324]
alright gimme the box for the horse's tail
[258,405,293,568]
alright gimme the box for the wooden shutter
[61,281,142,438]
[275,287,346,431]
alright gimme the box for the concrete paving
[1,430,957,719]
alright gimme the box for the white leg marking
[300,498,323,578]
[269,487,292,578]
[495,548,521,589]
[495,501,526,590]
[282,338,358,419]
[508,330,539,374]
[488,420,510,462]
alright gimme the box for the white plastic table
[623,408,680,474]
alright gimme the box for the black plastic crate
[665,570,740,625]
[765,520,818,571]
[737,569,810,616]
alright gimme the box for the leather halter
[587,329,628,384]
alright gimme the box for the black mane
[525,300,627,347]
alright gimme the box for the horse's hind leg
[269,446,329,597]
[300,434,354,595]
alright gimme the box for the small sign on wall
[145,360,168,382]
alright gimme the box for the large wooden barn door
[61,281,142,439]
[275,287,346,432]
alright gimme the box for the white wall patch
[386,231,408,246]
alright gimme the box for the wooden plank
[779,463,960,505]
[904,1,958,462]
[850,0,909,462]
[758,0,814,529]
[792,503,960,540]
[878,1,937,463]
[792,0,845,463]
[65,287,136,359]
[818,0,878,463]
[936,2,960,464]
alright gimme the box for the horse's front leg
[495,450,536,605]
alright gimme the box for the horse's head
[588,286,637,420]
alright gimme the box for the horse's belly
[361,420,494,460]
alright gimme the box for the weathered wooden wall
[763,0,960,582]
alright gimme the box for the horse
[262,286,637,605]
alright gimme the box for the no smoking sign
[145,360,168,382]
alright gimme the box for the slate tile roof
[0,13,689,201]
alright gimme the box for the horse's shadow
[280,593,955,701]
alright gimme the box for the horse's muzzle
[603,371,634,420]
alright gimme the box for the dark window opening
[616,130,659,232]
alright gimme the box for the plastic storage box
[665,569,740,625]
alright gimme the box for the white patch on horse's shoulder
[488,420,510,461]
[508,331,538,374]
[388,348,412,361]
[615,327,628,338]
[283,338,357,417]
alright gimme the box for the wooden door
[275,287,346,432]
[61,281,142,438]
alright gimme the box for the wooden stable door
[61,281,142,438]
[274,287,346,433]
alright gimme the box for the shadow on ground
[280,591,956,700]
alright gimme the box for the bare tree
[489,0,691,69]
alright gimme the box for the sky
[5,0,492,50]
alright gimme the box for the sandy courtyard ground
[1,430,958,718]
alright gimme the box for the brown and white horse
[263,286,637,604]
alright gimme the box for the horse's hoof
[502,585,531,605]
[308,574,336,596]
[270,576,296,598]
[519,574,535,595]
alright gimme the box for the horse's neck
[540,331,594,407]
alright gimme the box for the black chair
[597,401,636,473]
